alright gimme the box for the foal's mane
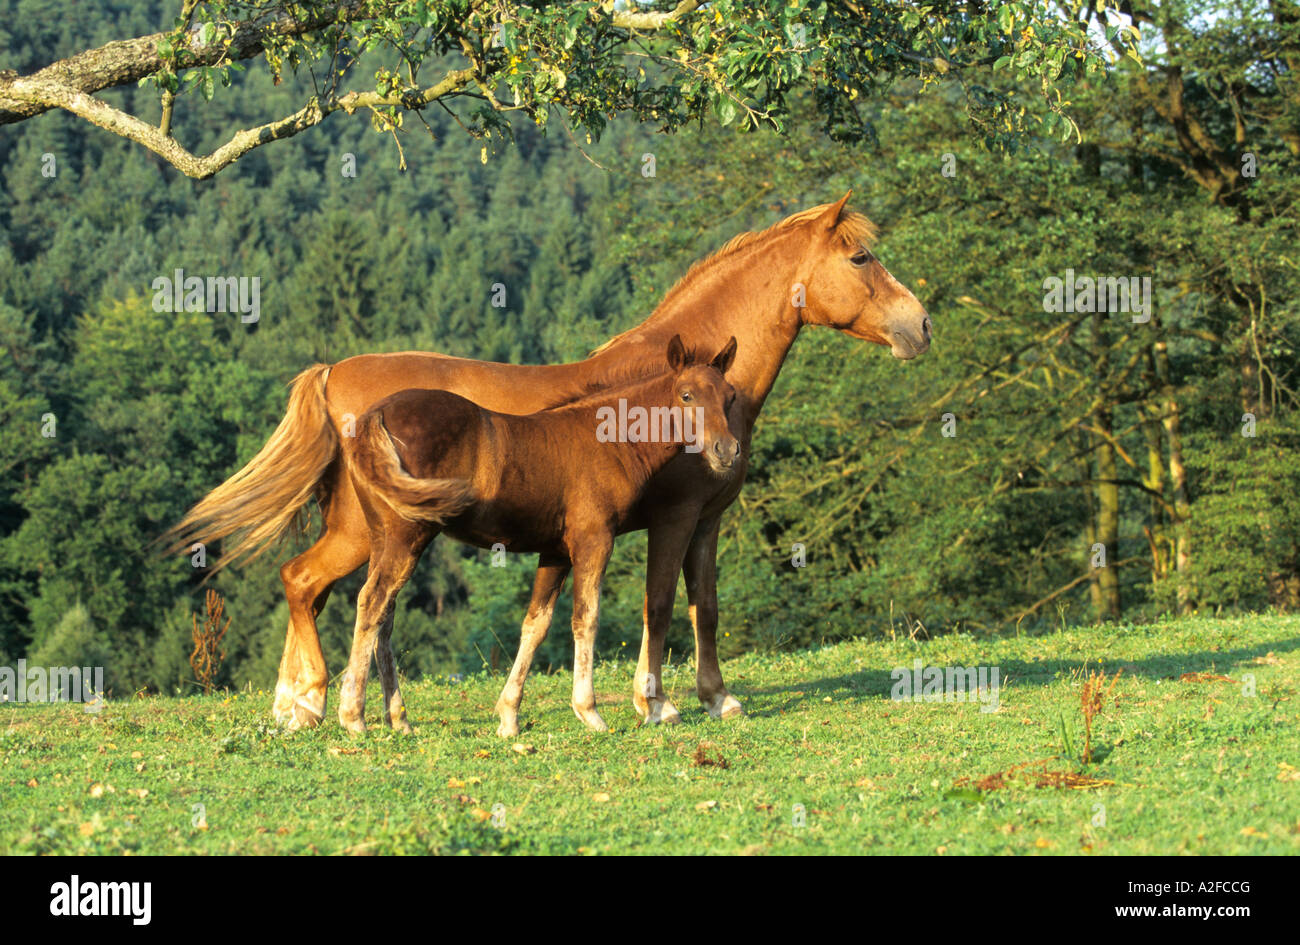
[554,343,721,411]
[589,201,878,359]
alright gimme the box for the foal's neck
[560,374,680,483]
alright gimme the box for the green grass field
[2,614,1296,855]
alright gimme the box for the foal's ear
[821,190,852,229]
[710,336,738,375]
[667,334,689,373]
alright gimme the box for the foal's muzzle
[711,437,741,470]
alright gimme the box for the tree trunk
[1076,430,1103,615]
[1094,406,1122,619]
[1153,336,1193,612]
[1140,397,1168,582]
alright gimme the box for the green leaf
[716,96,737,127]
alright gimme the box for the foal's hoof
[495,697,521,738]
[572,705,608,732]
[641,698,682,726]
[705,693,745,720]
[339,713,367,735]
[383,705,414,734]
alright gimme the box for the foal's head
[666,334,741,475]
[798,192,932,360]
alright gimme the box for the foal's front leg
[495,556,569,738]
[568,535,614,732]
[634,513,698,725]
[684,515,744,719]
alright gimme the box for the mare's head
[666,334,741,474]
[797,192,932,359]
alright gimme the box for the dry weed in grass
[1080,668,1121,765]
[1179,672,1237,683]
[954,758,1115,793]
[190,589,230,696]
[692,743,730,769]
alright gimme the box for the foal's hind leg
[338,534,427,734]
[374,610,413,734]
[495,556,569,738]
[568,535,614,732]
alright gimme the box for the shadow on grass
[732,634,1299,718]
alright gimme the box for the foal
[339,335,740,735]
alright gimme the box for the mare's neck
[589,230,806,422]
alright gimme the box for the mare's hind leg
[568,535,614,732]
[273,473,370,729]
[338,528,431,734]
[494,556,569,738]
[375,610,413,734]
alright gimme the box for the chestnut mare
[168,193,931,731]
[339,336,740,735]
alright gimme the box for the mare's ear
[667,334,688,373]
[820,191,852,230]
[710,336,738,375]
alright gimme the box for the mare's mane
[587,202,878,359]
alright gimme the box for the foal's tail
[164,364,338,572]
[348,410,475,525]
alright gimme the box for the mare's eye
[680,391,693,402]
[850,251,871,267]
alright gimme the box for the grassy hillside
[2,615,1296,855]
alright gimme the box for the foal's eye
[850,250,871,267]
[680,391,693,402]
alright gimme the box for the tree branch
[605,0,705,31]
[0,1,374,125]
[3,67,475,178]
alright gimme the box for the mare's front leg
[684,515,743,719]
[274,472,370,730]
[568,535,614,732]
[338,533,426,734]
[633,512,699,725]
[495,555,569,738]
